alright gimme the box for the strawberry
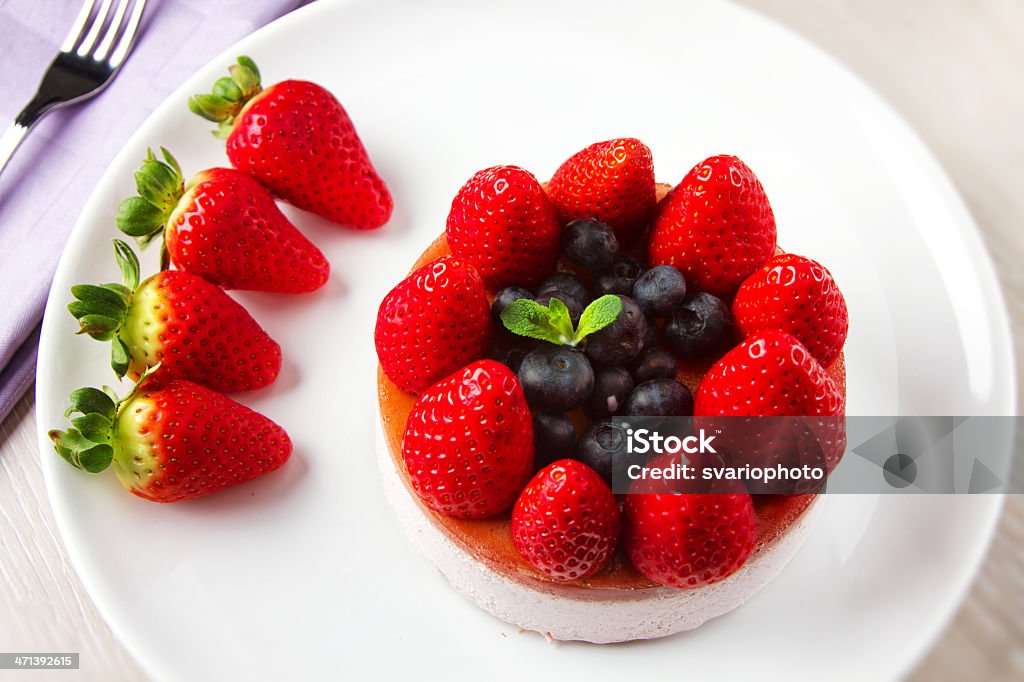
[49,371,291,503]
[189,56,391,230]
[117,149,329,293]
[511,459,621,581]
[446,165,561,288]
[695,330,844,417]
[648,155,776,296]
[375,255,492,394]
[732,253,849,367]
[694,331,846,480]
[624,465,756,588]
[401,360,534,519]
[546,138,656,244]
[68,240,281,393]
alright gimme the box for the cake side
[377,416,824,642]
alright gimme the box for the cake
[374,140,849,643]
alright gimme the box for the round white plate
[36,1,1015,680]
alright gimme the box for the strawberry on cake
[375,139,848,643]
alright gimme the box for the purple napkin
[0,0,308,425]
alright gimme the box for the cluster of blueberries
[492,217,734,483]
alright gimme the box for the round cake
[374,142,848,643]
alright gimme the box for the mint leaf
[501,293,623,348]
[500,298,574,345]
[574,295,623,344]
[544,298,575,341]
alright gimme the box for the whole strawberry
[694,330,846,479]
[546,138,656,244]
[375,256,492,394]
[68,240,280,392]
[189,56,391,230]
[624,467,756,588]
[402,360,534,519]
[695,330,844,417]
[117,149,329,293]
[446,165,561,288]
[511,459,620,581]
[732,253,848,366]
[649,155,776,296]
[49,371,291,503]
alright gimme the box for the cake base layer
[376,421,821,643]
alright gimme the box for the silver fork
[0,0,147,176]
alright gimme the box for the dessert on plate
[375,139,848,642]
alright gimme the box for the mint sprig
[500,294,622,347]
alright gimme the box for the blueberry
[625,379,694,417]
[575,421,632,485]
[632,265,687,318]
[536,272,590,306]
[496,346,530,373]
[585,366,634,420]
[642,321,659,349]
[533,413,577,469]
[665,292,733,359]
[594,257,643,297]
[561,218,619,272]
[491,286,533,327]
[534,291,584,325]
[631,348,679,383]
[584,295,647,366]
[518,345,595,412]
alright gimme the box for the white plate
[35,1,1015,680]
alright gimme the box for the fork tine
[93,0,132,62]
[108,0,147,68]
[60,0,99,53]
[76,0,115,57]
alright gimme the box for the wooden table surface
[1,1,1021,680]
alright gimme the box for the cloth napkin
[0,0,309,425]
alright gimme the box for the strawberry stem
[50,387,117,473]
[116,148,185,249]
[48,364,162,474]
[66,240,142,378]
[188,56,263,139]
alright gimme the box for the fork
[0,0,147,176]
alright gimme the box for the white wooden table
[1,1,1021,679]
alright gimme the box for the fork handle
[0,122,30,177]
